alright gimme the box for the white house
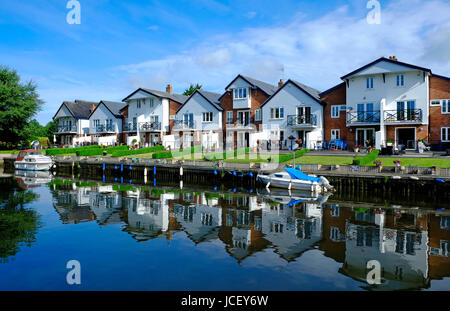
[88,101,127,146]
[174,89,223,150]
[53,100,97,146]
[261,79,324,150]
[341,56,431,150]
[122,84,187,147]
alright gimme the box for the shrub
[152,151,173,159]
[46,145,100,155]
[111,145,165,157]
[352,149,380,165]
[76,149,104,156]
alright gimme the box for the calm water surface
[0,174,449,291]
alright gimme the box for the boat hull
[257,175,322,192]
[14,161,52,171]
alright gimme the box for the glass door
[406,100,415,121]
[357,104,365,122]
[397,101,405,121]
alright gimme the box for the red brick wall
[429,75,450,143]
[321,83,352,146]
[385,124,428,143]
[168,99,182,134]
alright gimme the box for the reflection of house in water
[53,186,95,224]
[428,215,450,281]
[122,189,173,241]
[89,186,123,225]
[218,195,269,263]
[173,193,222,244]
[262,197,323,261]
[340,208,430,290]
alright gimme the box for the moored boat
[257,168,333,193]
[14,149,53,171]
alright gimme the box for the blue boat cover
[285,168,321,183]
[286,199,303,207]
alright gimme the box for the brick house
[121,84,187,147]
[219,75,277,149]
[429,74,450,151]
[321,57,448,151]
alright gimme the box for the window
[149,98,154,107]
[255,109,261,121]
[137,99,142,108]
[396,74,405,86]
[440,216,450,229]
[431,100,441,106]
[233,87,248,99]
[330,206,340,217]
[226,111,233,124]
[442,100,450,114]
[270,107,284,119]
[441,127,450,142]
[93,119,100,127]
[331,129,340,140]
[202,112,213,122]
[366,77,374,89]
[331,106,340,118]
[150,115,159,123]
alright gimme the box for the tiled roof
[99,101,128,117]
[136,88,188,104]
[56,100,98,119]
[289,79,321,101]
[240,75,278,96]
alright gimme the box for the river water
[0,173,449,291]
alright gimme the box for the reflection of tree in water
[0,179,40,262]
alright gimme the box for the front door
[297,131,307,148]
[150,133,159,146]
[237,132,249,148]
[183,132,194,148]
[396,128,416,149]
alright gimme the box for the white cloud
[116,0,450,94]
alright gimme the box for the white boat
[14,170,52,188]
[14,149,53,171]
[257,168,333,193]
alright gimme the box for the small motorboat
[257,168,333,193]
[14,170,52,188]
[14,149,53,171]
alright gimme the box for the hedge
[111,145,165,157]
[46,145,100,155]
[278,148,309,163]
[75,145,129,156]
[152,150,173,159]
[352,149,380,165]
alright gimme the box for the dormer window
[396,74,405,86]
[233,88,248,99]
[366,77,374,89]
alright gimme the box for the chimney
[166,84,173,94]
[278,79,284,89]
[91,103,95,113]
[388,56,398,61]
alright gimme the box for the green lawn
[0,150,18,154]
[284,156,353,165]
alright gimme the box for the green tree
[183,83,202,96]
[0,66,43,147]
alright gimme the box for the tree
[0,66,43,147]
[183,83,202,96]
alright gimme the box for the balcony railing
[123,123,137,132]
[57,125,77,133]
[347,111,380,124]
[96,124,115,133]
[384,109,422,123]
[287,114,317,127]
[236,117,254,127]
[173,119,196,130]
[139,121,161,131]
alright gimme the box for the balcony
[384,109,422,123]
[123,123,137,132]
[287,114,317,128]
[139,121,161,132]
[347,111,380,125]
[173,119,196,131]
[57,125,77,133]
[96,124,115,133]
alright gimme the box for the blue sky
[0,0,449,124]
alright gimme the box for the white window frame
[233,87,248,100]
[255,109,261,121]
[137,99,142,109]
[442,127,450,142]
[149,98,154,108]
[226,111,233,123]
[441,100,450,114]
[431,100,441,106]
[202,112,213,122]
[331,129,340,140]
[396,74,405,87]
[270,107,284,120]
[331,105,340,118]
[366,77,374,89]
